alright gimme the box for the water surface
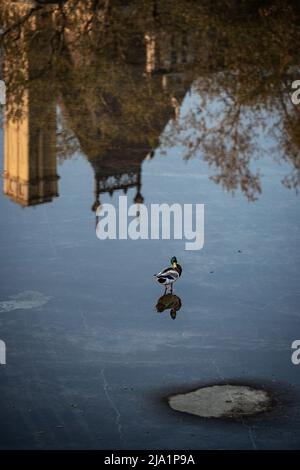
[0,0,300,450]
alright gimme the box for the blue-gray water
[1,89,300,449]
[0,0,300,450]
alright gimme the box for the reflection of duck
[155,294,182,320]
[154,256,182,294]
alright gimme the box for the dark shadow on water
[155,293,182,320]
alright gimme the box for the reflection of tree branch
[161,85,262,200]
[0,5,43,43]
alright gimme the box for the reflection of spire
[133,168,144,218]
[133,169,144,204]
[92,170,100,212]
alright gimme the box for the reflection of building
[85,32,195,211]
[2,3,59,206]
[60,31,194,215]
[2,4,195,208]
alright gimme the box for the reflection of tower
[3,92,58,206]
[2,3,59,207]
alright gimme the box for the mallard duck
[154,256,182,294]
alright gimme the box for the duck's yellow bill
[172,262,177,268]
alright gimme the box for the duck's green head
[170,256,177,268]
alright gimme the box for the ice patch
[0,291,51,313]
[168,384,273,418]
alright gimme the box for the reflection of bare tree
[279,103,300,191]
[1,0,300,202]
[159,0,300,200]
[162,80,263,201]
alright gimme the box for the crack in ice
[100,368,124,446]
